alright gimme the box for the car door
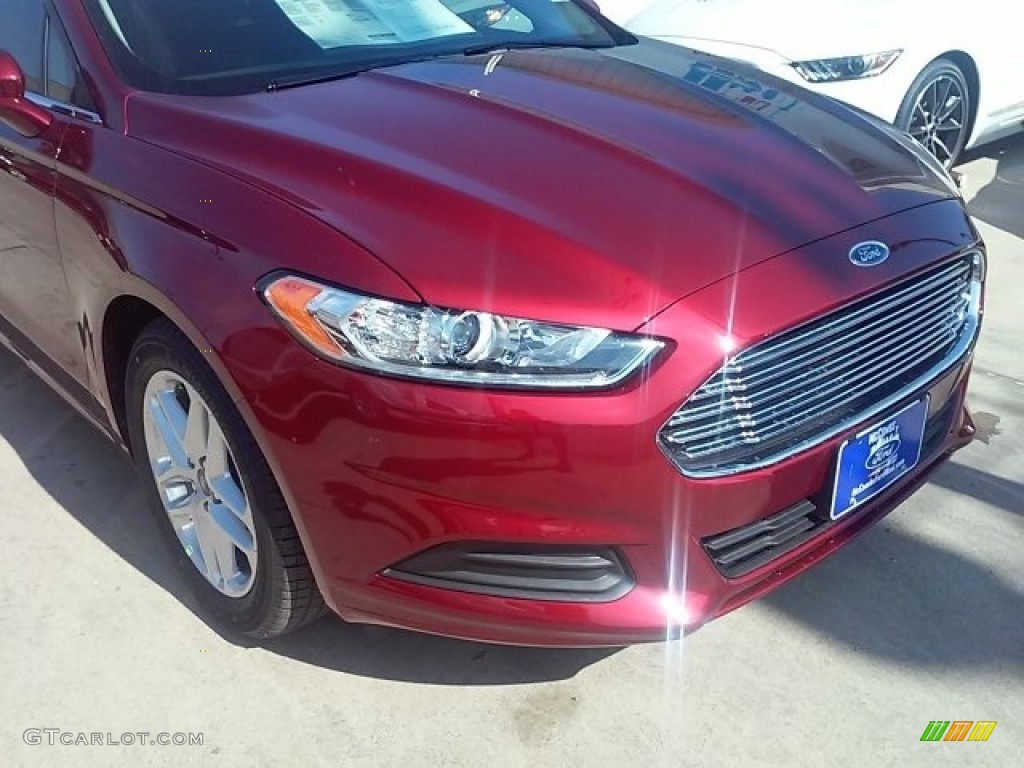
[0,0,87,388]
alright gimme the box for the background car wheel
[126,319,326,638]
[895,58,971,168]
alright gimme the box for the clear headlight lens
[262,275,664,389]
[792,50,902,83]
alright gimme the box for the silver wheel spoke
[211,528,241,586]
[152,455,177,481]
[150,389,190,470]
[937,95,962,122]
[208,499,256,556]
[166,498,197,525]
[205,419,231,478]
[183,391,209,463]
[925,81,939,114]
[938,78,953,114]
[209,473,248,519]
[193,507,225,587]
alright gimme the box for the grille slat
[706,260,970,381]
[724,318,956,430]
[660,254,981,476]
[673,321,959,457]
[744,322,958,424]
[716,283,963,394]
[671,285,963,426]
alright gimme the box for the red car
[0,0,983,645]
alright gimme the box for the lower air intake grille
[385,544,634,602]
[702,501,821,578]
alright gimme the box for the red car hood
[128,40,956,330]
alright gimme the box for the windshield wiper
[461,39,617,57]
[266,40,616,91]
[266,63,383,92]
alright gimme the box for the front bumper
[234,201,982,646]
[293,368,974,647]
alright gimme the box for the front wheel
[126,319,325,638]
[895,58,971,168]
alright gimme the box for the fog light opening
[384,543,635,602]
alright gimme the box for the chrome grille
[660,253,983,477]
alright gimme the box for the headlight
[261,275,664,390]
[792,50,902,83]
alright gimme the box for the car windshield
[82,0,630,95]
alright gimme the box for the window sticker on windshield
[274,0,474,48]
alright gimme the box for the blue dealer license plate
[830,398,929,520]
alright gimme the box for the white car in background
[597,0,1024,166]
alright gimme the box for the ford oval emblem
[865,427,902,471]
[849,241,890,267]
[866,433,902,471]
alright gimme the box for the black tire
[126,319,326,638]
[895,58,972,168]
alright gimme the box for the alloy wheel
[906,73,967,168]
[141,371,258,597]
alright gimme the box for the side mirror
[577,0,601,12]
[0,50,52,138]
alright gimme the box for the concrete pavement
[1,138,1021,768]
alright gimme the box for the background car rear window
[5,0,45,93]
